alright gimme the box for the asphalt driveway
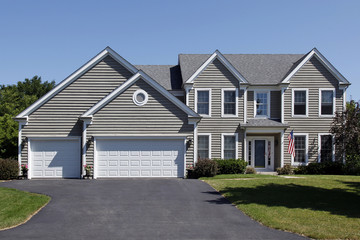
[0,179,306,240]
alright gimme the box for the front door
[247,137,274,171]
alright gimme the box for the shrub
[0,158,19,180]
[276,164,294,175]
[214,159,247,174]
[344,154,360,175]
[293,165,307,174]
[192,159,218,178]
[245,166,257,174]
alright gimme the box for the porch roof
[240,119,289,129]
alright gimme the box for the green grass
[0,187,50,230]
[203,175,360,239]
[201,174,278,180]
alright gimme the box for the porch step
[257,171,278,176]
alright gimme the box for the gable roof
[183,50,248,85]
[179,53,305,85]
[15,47,138,118]
[135,65,183,90]
[81,70,200,118]
[281,48,350,85]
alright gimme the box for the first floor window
[320,135,333,162]
[223,135,236,159]
[198,135,209,159]
[294,135,306,163]
[197,90,210,115]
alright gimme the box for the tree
[330,100,360,160]
[0,76,55,159]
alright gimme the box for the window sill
[318,115,335,118]
[291,115,308,118]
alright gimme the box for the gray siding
[270,91,281,119]
[247,91,254,119]
[188,59,244,159]
[283,57,344,164]
[20,55,134,164]
[86,79,193,165]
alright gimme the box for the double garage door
[29,138,185,178]
[95,139,185,178]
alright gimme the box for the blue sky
[1,0,359,100]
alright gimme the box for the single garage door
[30,138,81,178]
[96,139,185,178]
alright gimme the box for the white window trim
[292,88,309,117]
[318,133,335,162]
[132,89,148,106]
[291,133,309,166]
[221,133,239,159]
[221,88,238,117]
[197,133,211,159]
[195,88,212,117]
[254,90,271,118]
[318,88,335,117]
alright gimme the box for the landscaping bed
[202,174,360,239]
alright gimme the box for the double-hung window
[222,134,237,160]
[293,89,308,116]
[196,89,211,116]
[222,89,238,117]
[255,91,269,117]
[319,134,333,162]
[319,89,335,116]
[198,135,210,160]
[293,135,307,164]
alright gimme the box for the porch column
[281,130,284,167]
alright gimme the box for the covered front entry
[247,136,274,171]
[94,137,186,178]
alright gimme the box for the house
[14,47,350,179]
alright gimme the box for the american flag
[288,130,295,158]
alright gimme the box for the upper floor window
[198,134,210,159]
[319,134,333,162]
[195,89,211,116]
[319,89,335,116]
[294,135,307,163]
[255,91,269,118]
[222,89,238,117]
[222,133,238,159]
[293,89,308,116]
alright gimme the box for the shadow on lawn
[204,183,360,218]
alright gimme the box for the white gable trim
[282,48,350,85]
[15,47,138,118]
[81,71,200,118]
[185,50,248,84]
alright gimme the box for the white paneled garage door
[30,138,81,178]
[95,138,185,178]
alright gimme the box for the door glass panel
[255,140,265,168]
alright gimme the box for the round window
[133,90,148,106]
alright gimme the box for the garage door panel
[31,139,80,178]
[96,139,184,178]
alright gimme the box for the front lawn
[203,175,360,239]
[0,187,50,230]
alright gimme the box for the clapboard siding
[270,91,281,119]
[86,79,193,165]
[20,55,133,165]
[283,57,344,164]
[188,59,244,159]
[247,91,254,119]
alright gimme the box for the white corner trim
[82,70,200,118]
[241,87,248,123]
[253,90,271,118]
[132,89,149,106]
[221,88,238,118]
[197,133,211,159]
[16,47,138,118]
[281,87,286,123]
[221,133,239,159]
[280,130,284,167]
[318,133,335,162]
[291,88,309,117]
[194,88,212,117]
[193,123,198,164]
[282,48,350,84]
[318,88,336,117]
[185,50,248,84]
[291,133,309,166]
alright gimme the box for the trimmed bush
[294,162,344,175]
[0,158,19,180]
[276,164,294,175]
[245,166,257,174]
[214,159,247,174]
[192,159,217,178]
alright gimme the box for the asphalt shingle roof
[135,65,182,90]
[240,119,289,128]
